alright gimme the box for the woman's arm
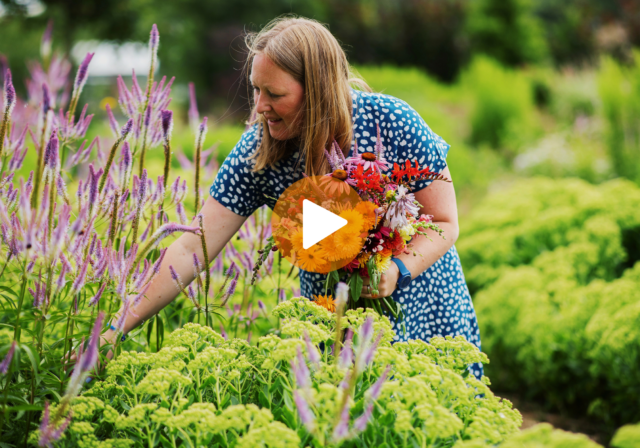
[361,166,459,298]
[100,196,247,354]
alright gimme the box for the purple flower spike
[291,346,311,389]
[149,24,160,54]
[293,390,316,432]
[338,329,354,370]
[121,118,133,139]
[143,104,151,129]
[368,365,390,402]
[89,283,107,307]
[353,403,374,433]
[0,341,17,374]
[161,110,173,142]
[3,69,15,114]
[151,248,168,276]
[304,332,321,369]
[220,325,228,340]
[332,400,351,442]
[169,265,184,292]
[42,83,51,113]
[279,289,286,302]
[74,53,94,91]
[226,270,239,297]
[78,312,104,374]
[360,331,383,369]
[359,317,374,347]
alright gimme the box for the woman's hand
[360,262,400,299]
[63,328,118,376]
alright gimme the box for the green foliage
[458,177,640,427]
[462,56,538,150]
[31,297,524,448]
[598,52,640,184]
[611,422,640,448]
[465,0,548,67]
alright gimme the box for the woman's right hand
[63,327,119,376]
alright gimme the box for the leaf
[0,404,44,413]
[350,271,363,301]
[146,319,154,348]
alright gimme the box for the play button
[271,175,377,274]
[303,200,347,249]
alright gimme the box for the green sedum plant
[30,297,523,448]
[457,177,640,427]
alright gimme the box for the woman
[100,17,483,378]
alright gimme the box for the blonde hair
[244,16,372,176]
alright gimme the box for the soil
[500,393,610,446]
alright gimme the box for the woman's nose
[255,92,271,114]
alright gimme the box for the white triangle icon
[303,200,348,249]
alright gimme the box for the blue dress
[210,89,483,378]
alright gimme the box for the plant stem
[99,137,124,193]
[31,111,51,209]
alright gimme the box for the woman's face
[250,53,305,141]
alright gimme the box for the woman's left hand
[360,262,400,299]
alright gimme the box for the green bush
[457,177,640,427]
[611,422,640,448]
[598,52,640,184]
[30,298,525,448]
[462,56,537,151]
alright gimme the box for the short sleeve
[209,124,265,217]
[390,100,450,193]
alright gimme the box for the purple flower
[219,325,228,340]
[175,202,187,225]
[42,83,51,113]
[43,129,59,174]
[359,317,374,348]
[78,312,104,374]
[353,403,373,433]
[89,282,107,307]
[279,288,286,302]
[161,110,173,142]
[38,401,72,448]
[291,346,311,389]
[338,329,354,370]
[121,118,133,139]
[169,265,184,292]
[304,332,321,369]
[332,400,351,442]
[70,256,90,296]
[384,185,419,229]
[368,365,390,402]
[0,341,17,374]
[145,222,201,250]
[293,390,316,432]
[151,248,167,276]
[149,24,160,56]
[143,103,151,129]
[73,53,94,91]
[360,332,383,369]
[3,69,15,114]
[87,164,104,212]
[226,270,239,296]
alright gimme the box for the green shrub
[462,56,537,151]
[458,177,640,427]
[611,422,640,448]
[30,298,525,448]
[598,52,640,184]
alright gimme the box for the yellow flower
[398,224,416,242]
[333,228,362,260]
[355,201,378,231]
[296,247,329,272]
[375,253,392,273]
[317,234,342,262]
[339,208,365,235]
[290,228,304,252]
[312,294,336,312]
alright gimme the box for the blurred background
[2,0,640,442]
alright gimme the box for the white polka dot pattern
[210,89,483,379]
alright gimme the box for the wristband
[109,325,127,342]
[391,258,412,290]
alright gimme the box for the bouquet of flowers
[260,126,449,325]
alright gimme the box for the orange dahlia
[313,294,336,312]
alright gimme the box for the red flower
[391,159,432,183]
[351,165,384,193]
